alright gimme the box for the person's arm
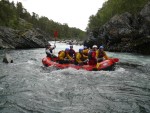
[86,49,89,55]
[66,53,73,60]
[50,46,56,50]
[83,54,88,59]
[58,52,65,60]
[96,50,99,58]
[76,53,82,63]
[103,51,109,60]
[45,49,52,55]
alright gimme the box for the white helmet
[92,45,97,48]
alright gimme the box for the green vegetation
[88,0,149,32]
[0,0,85,39]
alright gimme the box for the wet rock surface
[84,2,150,55]
[0,27,49,49]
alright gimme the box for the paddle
[96,63,101,69]
[54,31,58,54]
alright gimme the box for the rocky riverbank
[0,27,50,49]
[84,2,150,55]
[0,26,84,49]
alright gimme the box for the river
[0,42,150,113]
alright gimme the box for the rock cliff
[0,27,50,49]
[84,2,150,55]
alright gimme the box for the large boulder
[85,1,150,55]
[3,53,13,63]
[105,12,134,38]
[140,2,150,22]
[139,1,150,35]
[0,27,49,49]
[102,12,139,52]
[14,29,48,48]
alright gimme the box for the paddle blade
[54,31,58,38]
[96,63,101,69]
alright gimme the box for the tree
[88,0,149,33]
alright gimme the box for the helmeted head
[46,43,51,48]
[83,46,87,49]
[65,48,70,52]
[70,45,73,49]
[99,45,104,49]
[99,45,104,51]
[92,45,97,51]
[92,45,97,48]
[79,48,83,53]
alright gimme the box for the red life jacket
[68,49,75,57]
[88,50,96,60]
[88,50,97,65]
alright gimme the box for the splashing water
[0,42,150,113]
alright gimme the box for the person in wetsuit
[96,46,109,62]
[58,48,74,64]
[88,45,97,65]
[45,43,57,58]
[74,48,88,65]
[68,45,76,59]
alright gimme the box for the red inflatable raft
[42,57,119,71]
